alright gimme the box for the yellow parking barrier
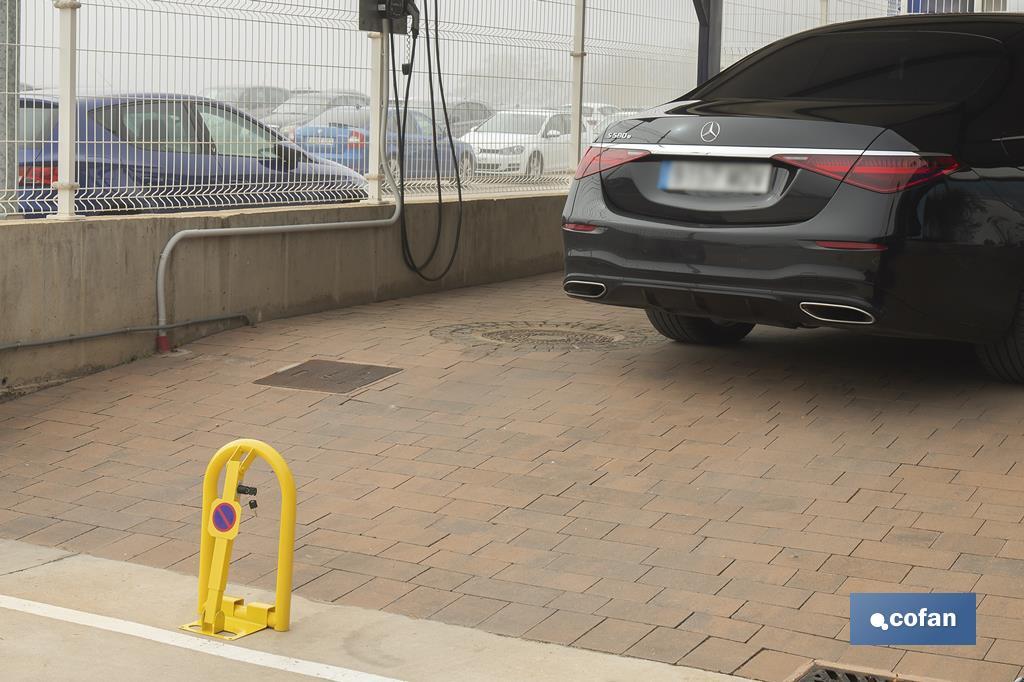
[182,438,296,640]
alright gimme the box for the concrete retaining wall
[0,193,566,393]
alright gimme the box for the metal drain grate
[431,321,656,351]
[254,360,401,394]
[788,662,898,682]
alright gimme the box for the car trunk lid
[596,99,966,227]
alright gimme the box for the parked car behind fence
[16,94,367,217]
[462,109,575,179]
[200,85,292,119]
[264,89,370,140]
[294,105,476,185]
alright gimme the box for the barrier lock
[182,439,296,640]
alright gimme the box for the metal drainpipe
[154,19,403,353]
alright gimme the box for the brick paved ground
[3,272,1024,681]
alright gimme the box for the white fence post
[53,0,80,219]
[367,27,389,203]
[2,0,18,217]
[569,0,586,167]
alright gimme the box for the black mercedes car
[561,15,1024,382]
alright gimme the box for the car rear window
[311,107,370,129]
[693,30,1006,104]
[18,104,57,149]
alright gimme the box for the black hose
[389,0,464,282]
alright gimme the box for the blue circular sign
[212,502,237,532]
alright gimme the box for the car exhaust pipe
[799,302,875,325]
[564,280,607,299]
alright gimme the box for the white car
[558,102,621,130]
[462,109,576,178]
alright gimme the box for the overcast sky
[20,0,1024,108]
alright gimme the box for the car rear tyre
[975,294,1024,383]
[646,309,755,345]
[458,152,475,184]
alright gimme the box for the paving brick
[820,555,911,583]
[595,598,690,628]
[524,610,603,645]
[720,579,812,609]
[573,618,653,654]
[422,550,508,578]
[431,594,508,627]
[736,650,812,682]
[896,651,1020,681]
[680,637,761,674]
[334,577,416,609]
[384,586,459,618]
[734,601,845,637]
[455,575,562,607]
[679,611,761,642]
[294,568,372,602]
[553,534,657,563]
[626,626,706,664]
[479,603,555,637]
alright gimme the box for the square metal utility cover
[255,360,401,394]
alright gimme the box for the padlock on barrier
[182,439,296,640]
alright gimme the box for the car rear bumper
[561,178,1008,344]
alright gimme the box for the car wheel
[458,152,475,184]
[386,156,402,189]
[646,309,755,345]
[525,153,544,180]
[975,294,1024,382]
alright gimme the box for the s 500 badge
[607,132,632,139]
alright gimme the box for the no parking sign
[207,499,241,540]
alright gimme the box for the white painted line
[0,595,402,682]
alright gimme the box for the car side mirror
[545,129,562,138]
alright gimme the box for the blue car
[17,94,367,217]
[294,105,477,183]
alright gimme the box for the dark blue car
[294,105,477,184]
[17,94,367,217]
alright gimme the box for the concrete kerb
[0,539,745,682]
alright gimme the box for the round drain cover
[432,321,655,351]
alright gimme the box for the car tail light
[346,130,367,149]
[575,146,651,179]
[563,223,598,232]
[773,153,960,193]
[18,164,57,187]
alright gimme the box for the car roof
[202,84,291,91]
[492,109,560,116]
[288,89,366,97]
[19,92,261,110]
[789,13,1024,43]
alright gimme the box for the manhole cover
[254,360,401,394]
[431,321,655,351]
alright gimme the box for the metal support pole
[569,0,586,166]
[1,0,18,218]
[367,27,389,203]
[53,0,80,219]
[694,0,722,85]
[820,0,830,25]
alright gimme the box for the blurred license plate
[307,136,335,145]
[660,160,771,194]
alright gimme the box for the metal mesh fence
[5,0,1024,219]
[583,0,698,143]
